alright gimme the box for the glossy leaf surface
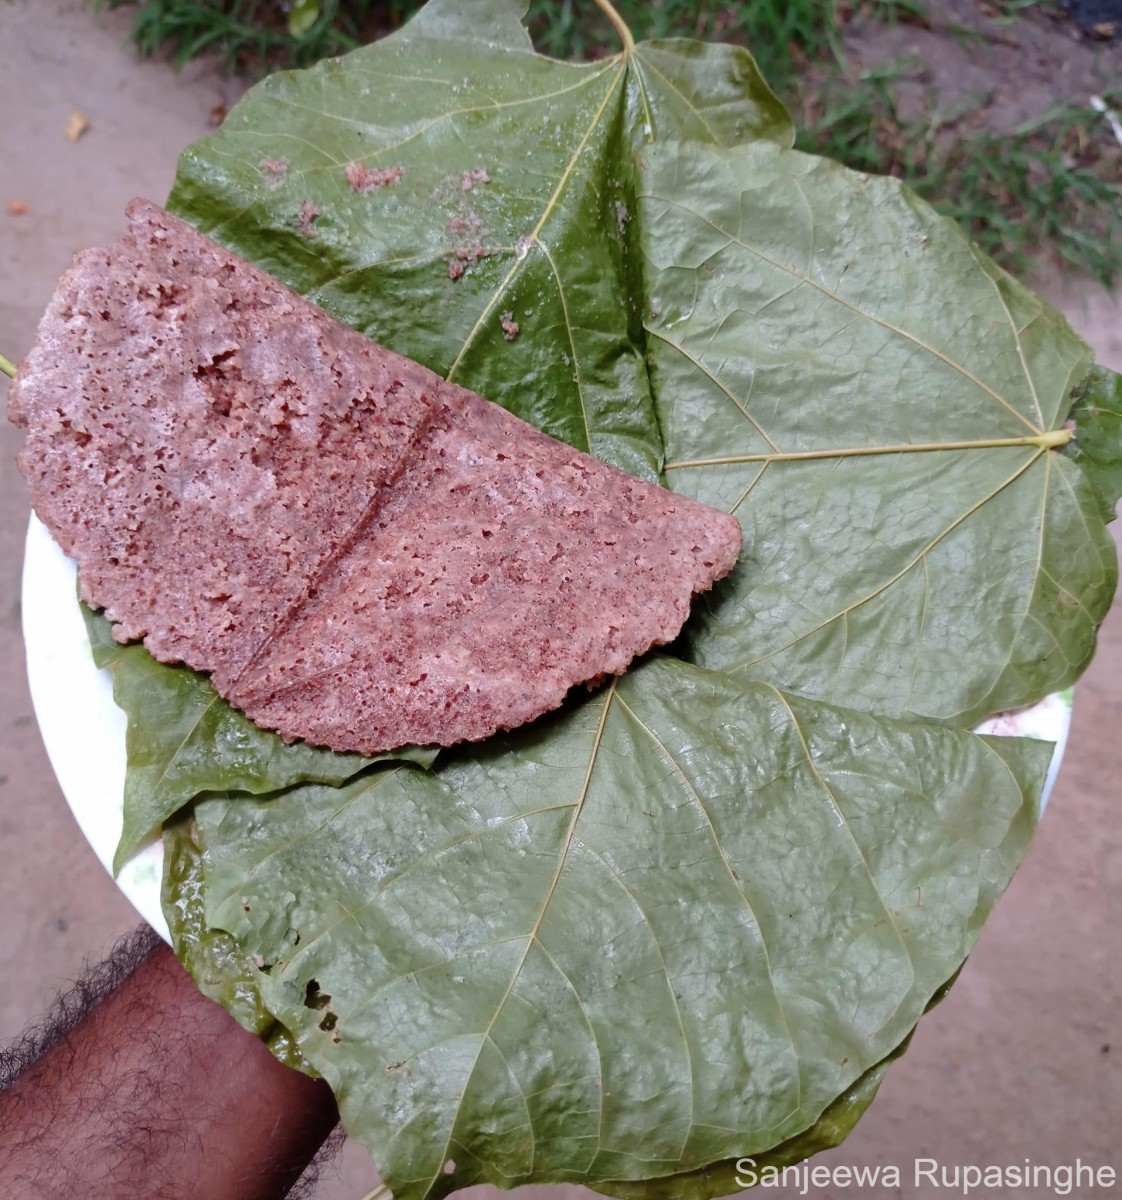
[639,141,1116,723]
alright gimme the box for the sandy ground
[0,3,1119,1198]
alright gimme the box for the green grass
[96,0,845,85]
[99,0,1122,286]
[928,107,1122,286]
[97,0,410,71]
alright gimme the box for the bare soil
[845,0,1121,132]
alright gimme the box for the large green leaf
[190,657,1047,1199]
[639,140,1117,725]
[162,799,918,1197]
[82,605,434,872]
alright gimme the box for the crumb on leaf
[461,167,492,191]
[346,162,404,193]
[260,158,289,188]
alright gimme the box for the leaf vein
[420,681,617,1198]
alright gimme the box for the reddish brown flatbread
[10,200,741,752]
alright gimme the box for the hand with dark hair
[0,927,341,1199]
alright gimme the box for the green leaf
[627,40,793,150]
[162,800,926,1200]
[638,140,1117,724]
[81,605,434,873]
[162,806,310,1073]
[160,1,1116,732]
[389,0,534,50]
[1063,365,1122,523]
[286,0,321,39]
[164,800,956,1200]
[189,658,1048,1199]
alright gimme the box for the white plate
[21,513,1073,947]
[22,516,167,939]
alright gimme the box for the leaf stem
[0,353,16,379]
[591,0,635,53]
[665,428,1073,470]
[357,1185,393,1200]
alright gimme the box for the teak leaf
[162,807,311,1074]
[163,1,1115,732]
[162,805,916,1199]
[167,0,789,483]
[187,658,1048,1198]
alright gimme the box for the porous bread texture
[10,200,742,753]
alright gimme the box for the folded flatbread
[9,200,741,752]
